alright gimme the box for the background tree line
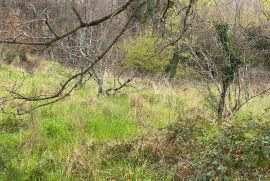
[0,0,269,118]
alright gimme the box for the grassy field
[0,61,270,180]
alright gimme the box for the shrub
[188,117,270,180]
[122,33,172,74]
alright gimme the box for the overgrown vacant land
[0,60,269,180]
[1,0,270,180]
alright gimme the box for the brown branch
[16,84,78,115]
[231,87,270,118]
[0,0,135,46]
[159,0,171,22]
[152,0,197,57]
[44,13,59,38]
[7,1,146,103]
[72,7,86,26]
[106,74,136,96]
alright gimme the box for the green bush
[122,34,172,74]
[188,117,270,180]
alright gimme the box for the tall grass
[0,62,269,180]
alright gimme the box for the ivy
[215,22,243,85]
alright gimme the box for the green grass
[0,62,269,180]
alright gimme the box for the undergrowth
[0,63,269,180]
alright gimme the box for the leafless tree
[0,0,143,114]
[0,0,197,115]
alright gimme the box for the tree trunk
[217,81,229,118]
[90,69,103,96]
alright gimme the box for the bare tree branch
[1,1,146,115]
[0,0,135,46]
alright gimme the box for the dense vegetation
[0,0,270,180]
[0,61,269,180]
